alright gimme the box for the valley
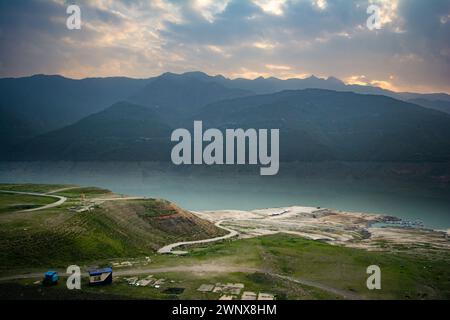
[0,183,449,300]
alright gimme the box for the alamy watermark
[66,4,81,30]
[171,121,280,176]
[367,4,382,30]
[65,3,381,32]
[366,265,381,290]
[66,264,81,289]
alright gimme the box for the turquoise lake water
[1,162,449,229]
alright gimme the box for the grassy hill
[1,233,449,300]
[184,234,450,300]
[0,75,149,149]
[2,72,450,161]
[197,89,450,162]
[0,184,226,270]
[12,88,450,162]
[10,102,173,161]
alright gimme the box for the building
[258,293,275,300]
[43,271,59,286]
[241,291,257,300]
[88,267,113,286]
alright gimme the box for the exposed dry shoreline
[193,206,450,253]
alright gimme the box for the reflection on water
[0,162,449,229]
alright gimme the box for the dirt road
[0,263,364,300]
[157,220,238,254]
[0,190,67,212]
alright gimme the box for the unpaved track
[0,190,67,212]
[0,264,254,282]
[268,273,363,300]
[0,189,144,212]
[0,264,364,300]
[157,220,238,254]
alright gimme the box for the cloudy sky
[0,0,449,93]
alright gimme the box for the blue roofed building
[43,271,59,286]
[88,267,113,286]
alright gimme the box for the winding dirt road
[157,220,238,254]
[0,190,67,212]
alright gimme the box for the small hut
[43,271,59,286]
[88,267,113,286]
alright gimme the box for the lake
[1,161,449,229]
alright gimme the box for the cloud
[265,64,291,70]
[253,41,277,50]
[0,0,448,93]
[313,0,328,11]
[252,0,286,16]
[192,0,230,22]
[345,74,399,91]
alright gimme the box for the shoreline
[192,206,450,253]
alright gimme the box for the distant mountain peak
[213,74,227,80]
[158,71,221,83]
[29,74,69,80]
[326,76,345,85]
[305,75,321,81]
[160,72,177,78]
[182,71,209,77]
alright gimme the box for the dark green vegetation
[1,233,449,300]
[0,271,337,300]
[0,184,225,270]
[0,75,149,149]
[198,89,450,162]
[0,193,54,213]
[2,72,450,161]
[12,102,173,161]
[408,98,450,115]
[184,234,450,300]
[13,89,450,162]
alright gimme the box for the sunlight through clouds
[253,0,286,15]
[0,0,449,93]
[192,0,230,22]
[313,0,328,10]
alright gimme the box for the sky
[0,0,449,93]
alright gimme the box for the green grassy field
[1,234,449,300]
[0,184,226,271]
[0,184,449,300]
[0,270,339,300]
[182,234,450,300]
[0,193,55,213]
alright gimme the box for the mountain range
[2,71,450,162]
